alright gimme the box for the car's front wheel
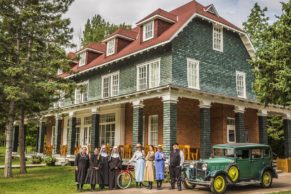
[261,170,273,188]
[210,174,227,194]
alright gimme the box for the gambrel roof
[66,0,255,78]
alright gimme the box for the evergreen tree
[82,14,131,45]
[243,3,269,50]
[0,0,75,177]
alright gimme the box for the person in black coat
[109,146,122,190]
[85,148,100,191]
[74,146,89,191]
[99,145,109,190]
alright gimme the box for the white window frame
[74,81,89,104]
[79,52,86,67]
[148,115,159,146]
[227,117,236,143]
[213,24,223,52]
[99,113,116,146]
[106,38,116,56]
[187,58,200,89]
[137,58,160,91]
[101,71,119,98]
[236,71,246,98]
[143,21,154,41]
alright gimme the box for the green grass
[272,192,291,194]
[0,166,81,194]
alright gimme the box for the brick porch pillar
[12,124,19,152]
[283,114,291,158]
[53,114,62,154]
[67,112,76,156]
[258,110,268,144]
[235,106,246,143]
[199,100,212,159]
[37,119,46,153]
[132,100,144,152]
[91,107,100,152]
[162,95,178,156]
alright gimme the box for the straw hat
[135,143,142,148]
[113,146,118,149]
[157,144,163,148]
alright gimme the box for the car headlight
[202,163,208,171]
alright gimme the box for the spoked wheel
[117,172,132,189]
[227,165,239,183]
[261,170,273,188]
[210,174,227,194]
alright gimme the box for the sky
[64,0,287,50]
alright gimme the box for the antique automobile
[182,143,278,194]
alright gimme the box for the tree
[82,14,131,45]
[243,3,269,50]
[0,0,75,177]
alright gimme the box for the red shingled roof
[65,0,245,77]
[78,42,106,54]
[104,28,138,41]
[136,8,177,25]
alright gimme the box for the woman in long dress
[85,148,100,191]
[129,143,145,188]
[144,145,155,189]
[154,145,166,190]
[109,146,122,190]
[74,146,89,191]
[99,145,109,190]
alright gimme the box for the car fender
[259,166,278,180]
[209,170,229,181]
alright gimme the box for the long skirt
[143,160,154,181]
[109,169,120,189]
[85,168,99,184]
[155,160,165,180]
[135,159,145,182]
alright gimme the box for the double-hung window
[106,39,115,56]
[213,24,223,52]
[148,115,159,146]
[102,72,119,98]
[187,58,200,89]
[143,21,154,41]
[75,82,89,104]
[137,59,160,91]
[236,71,246,98]
[79,52,86,66]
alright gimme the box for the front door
[236,149,251,179]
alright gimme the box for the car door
[250,149,264,179]
[236,149,251,179]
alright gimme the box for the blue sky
[65,0,287,49]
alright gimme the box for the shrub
[44,156,56,166]
[31,155,43,164]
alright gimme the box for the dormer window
[143,21,154,41]
[106,39,115,56]
[79,52,86,66]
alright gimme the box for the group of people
[74,145,122,191]
[74,142,184,192]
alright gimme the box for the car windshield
[213,148,235,158]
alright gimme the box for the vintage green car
[182,143,278,194]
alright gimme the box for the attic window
[143,21,154,41]
[79,52,86,67]
[106,39,115,56]
[205,4,219,16]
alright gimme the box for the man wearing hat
[169,142,184,191]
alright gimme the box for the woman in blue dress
[129,143,145,188]
[154,145,166,190]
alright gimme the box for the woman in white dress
[129,143,145,188]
